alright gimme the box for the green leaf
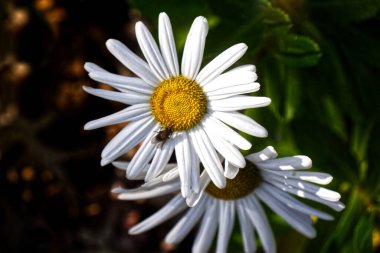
[353,214,374,253]
[261,5,292,36]
[275,35,321,67]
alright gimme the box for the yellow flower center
[150,76,207,131]
[205,161,262,200]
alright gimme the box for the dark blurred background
[0,0,379,252]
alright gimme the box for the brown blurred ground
[0,1,194,252]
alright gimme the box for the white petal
[165,196,207,244]
[196,43,248,86]
[209,95,271,111]
[204,115,251,150]
[127,125,159,178]
[292,172,333,185]
[189,127,226,189]
[202,70,257,92]
[101,117,155,164]
[115,180,180,200]
[202,122,246,168]
[246,146,278,163]
[216,200,235,253]
[112,161,129,170]
[286,179,341,201]
[256,188,316,238]
[186,170,211,207]
[84,62,106,72]
[83,86,150,105]
[162,166,179,182]
[181,16,208,80]
[237,201,256,253]
[135,21,170,80]
[212,111,268,138]
[84,103,151,130]
[145,138,175,181]
[106,39,159,86]
[88,70,152,94]
[269,180,345,212]
[207,83,260,100]
[257,155,312,171]
[261,183,334,220]
[158,13,179,76]
[129,195,187,234]
[189,143,201,193]
[192,197,218,253]
[224,160,240,179]
[228,64,256,73]
[242,196,276,253]
[175,132,192,197]
[263,173,340,201]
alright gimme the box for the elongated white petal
[291,172,333,185]
[212,111,268,138]
[145,138,175,181]
[106,39,159,86]
[257,155,312,171]
[189,143,200,193]
[165,196,207,244]
[84,62,106,72]
[207,83,260,100]
[269,180,345,211]
[88,71,152,94]
[158,13,179,76]
[256,188,316,238]
[129,195,187,234]
[196,43,248,86]
[228,64,256,73]
[246,146,278,162]
[136,22,170,81]
[162,166,179,182]
[287,178,341,201]
[84,103,151,130]
[224,160,240,179]
[237,201,256,253]
[216,200,235,253]
[264,173,341,201]
[192,197,218,253]
[181,16,208,79]
[189,127,226,189]
[127,125,159,178]
[261,169,333,185]
[115,180,180,200]
[101,117,155,164]
[83,86,150,105]
[204,115,251,150]
[209,95,271,111]
[261,183,334,220]
[175,132,192,197]
[242,196,276,253]
[202,122,246,168]
[202,70,257,92]
[186,170,210,207]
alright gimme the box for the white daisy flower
[112,146,345,253]
[83,12,270,197]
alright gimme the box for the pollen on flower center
[150,76,207,131]
[205,161,262,200]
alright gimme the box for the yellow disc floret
[205,161,262,200]
[150,76,207,131]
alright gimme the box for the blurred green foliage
[127,0,380,252]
